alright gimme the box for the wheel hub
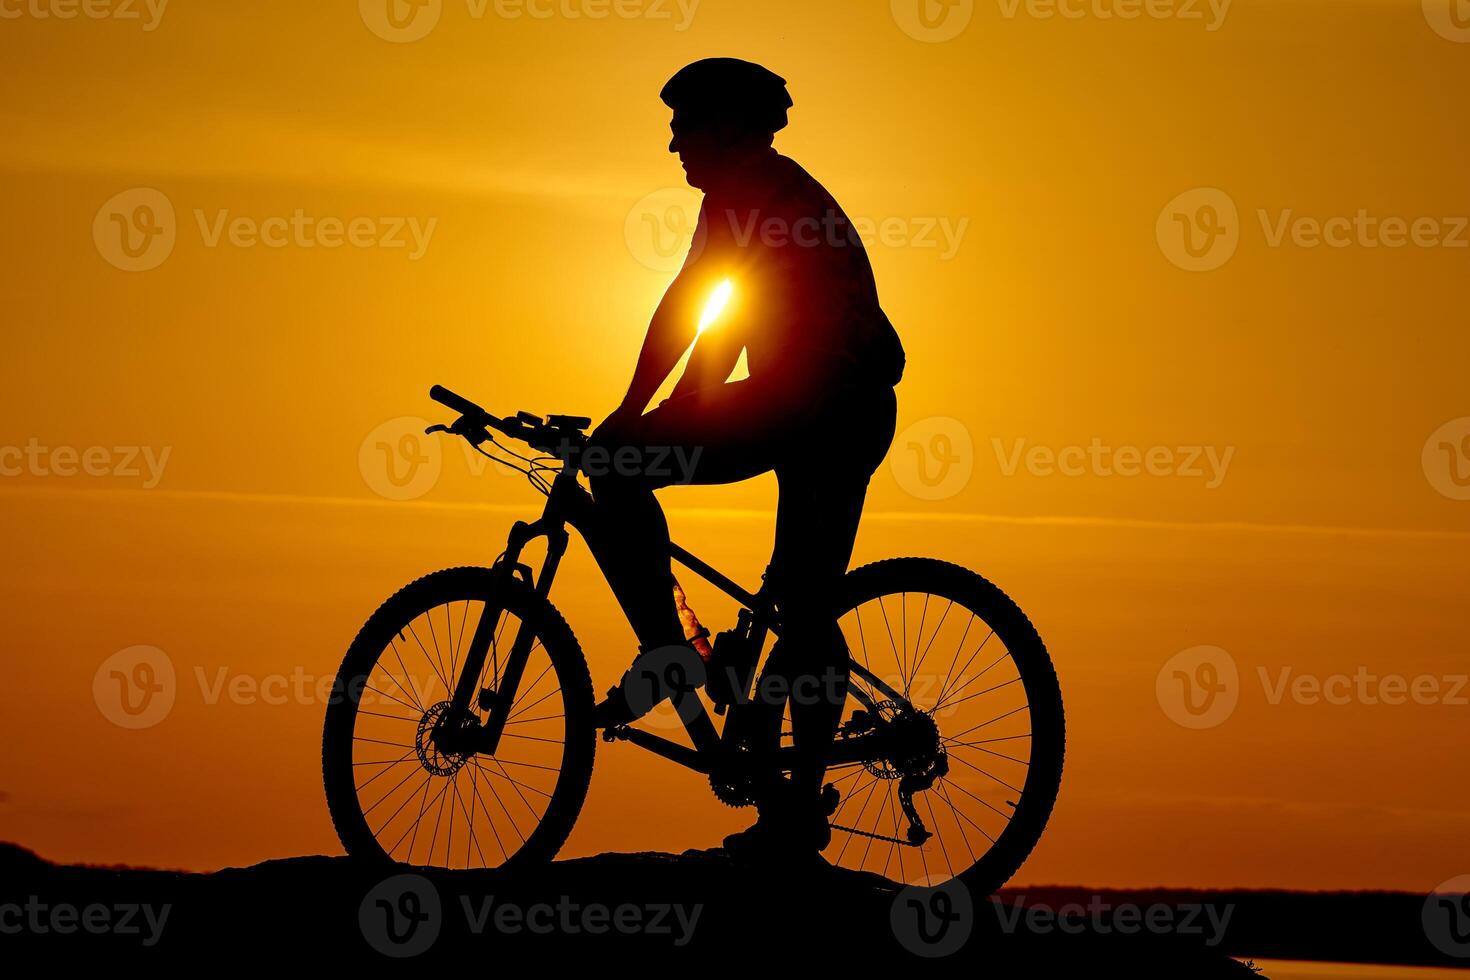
[417,701,472,776]
[862,700,944,780]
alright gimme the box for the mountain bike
[322,385,1064,892]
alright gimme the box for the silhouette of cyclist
[587,58,904,857]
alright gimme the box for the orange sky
[1,0,1468,890]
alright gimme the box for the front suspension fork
[446,512,569,757]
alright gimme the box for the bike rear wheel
[322,566,595,870]
[815,558,1065,892]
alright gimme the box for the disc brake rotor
[416,701,471,777]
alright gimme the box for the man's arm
[609,205,719,420]
[668,327,743,402]
[613,273,702,418]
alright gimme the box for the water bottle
[672,579,713,662]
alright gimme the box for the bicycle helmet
[660,58,793,134]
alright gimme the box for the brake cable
[466,433,558,496]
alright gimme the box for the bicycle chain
[827,822,920,847]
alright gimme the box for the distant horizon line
[0,839,1451,897]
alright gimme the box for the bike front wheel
[322,566,596,870]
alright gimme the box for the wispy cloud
[4,485,1467,541]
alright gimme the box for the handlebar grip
[429,385,487,419]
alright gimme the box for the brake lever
[425,419,489,447]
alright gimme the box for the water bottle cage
[705,614,762,713]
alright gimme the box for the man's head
[660,58,792,189]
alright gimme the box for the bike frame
[447,462,905,779]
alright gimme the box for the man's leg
[731,383,896,848]
[762,468,869,804]
[580,469,684,653]
[581,381,786,716]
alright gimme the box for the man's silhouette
[587,58,904,857]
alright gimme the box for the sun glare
[697,279,734,335]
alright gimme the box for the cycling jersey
[686,151,905,391]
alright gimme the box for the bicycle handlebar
[427,385,588,462]
[429,384,490,422]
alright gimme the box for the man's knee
[764,629,849,712]
[588,467,635,505]
[770,605,847,670]
[773,574,843,630]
